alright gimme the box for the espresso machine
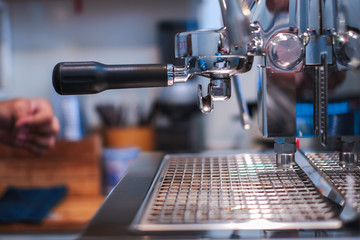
[53,0,360,239]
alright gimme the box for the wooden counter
[0,134,105,232]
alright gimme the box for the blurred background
[0,0,258,238]
[0,0,258,151]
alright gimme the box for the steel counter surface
[76,151,360,240]
[78,152,165,238]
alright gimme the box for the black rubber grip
[53,62,169,95]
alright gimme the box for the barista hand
[0,98,60,154]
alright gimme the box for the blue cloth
[0,186,67,223]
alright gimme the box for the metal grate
[305,152,360,213]
[134,153,340,231]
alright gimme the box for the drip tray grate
[132,153,341,231]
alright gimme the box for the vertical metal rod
[318,0,323,33]
[218,0,251,47]
[316,52,328,147]
[232,75,252,130]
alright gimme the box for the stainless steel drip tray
[131,152,342,231]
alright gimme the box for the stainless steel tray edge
[129,154,171,233]
[296,150,359,222]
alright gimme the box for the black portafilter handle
[52,61,170,95]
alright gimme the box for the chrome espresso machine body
[53,0,360,238]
